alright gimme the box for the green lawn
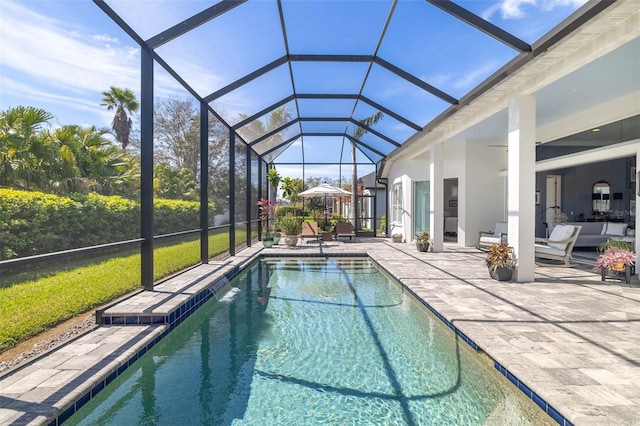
[0,231,248,352]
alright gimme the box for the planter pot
[272,235,281,245]
[416,242,430,252]
[392,235,402,243]
[283,235,298,247]
[262,237,274,248]
[611,261,626,272]
[490,267,513,281]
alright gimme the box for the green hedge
[0,189,206,259]
[275,205,306,217]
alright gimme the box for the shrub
[0,189,207,259]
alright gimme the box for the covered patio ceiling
[95,0,611,173]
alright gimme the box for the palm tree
[51,125,125,194]
[101,86,139,152]
[350,112,384,227]
[0,106,55,189]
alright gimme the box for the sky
[0,0,586,181]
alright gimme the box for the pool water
[68,258,552,425]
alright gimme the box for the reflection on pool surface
[69,258,553,425]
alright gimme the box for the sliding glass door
[413,181,430,235]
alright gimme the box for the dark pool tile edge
[493,360,572,426]
[370,257,567,426]
[47,327,165,426]
[52,264,253,425]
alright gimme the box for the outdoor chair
[335,222,356,241]
[477,222,508,250]
[301,221,320,243]
[534,224,582,267]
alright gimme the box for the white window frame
[391,182,403,223]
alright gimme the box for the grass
[0,231,248,352]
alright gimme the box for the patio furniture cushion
[335,222,356,240]
[301,221,320,242]
[533,244,566,257]
[478,221,508,250]
[548,224,576,251]
[534,225,581,267]
[480,236,502,246]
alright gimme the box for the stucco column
[508,95,536,282]
[430,143,444,252]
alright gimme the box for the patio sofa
[562,221,628,248]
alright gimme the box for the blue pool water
[68,258,552,425]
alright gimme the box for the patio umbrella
[298,183,351,227]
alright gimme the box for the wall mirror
[592,181,610,213]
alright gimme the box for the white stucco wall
[386,158,429,241]
[463,139,508,247]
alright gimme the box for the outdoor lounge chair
[301,221,320,242]
[335,222,356,241]
[535,224,582,267]
[477,222,508,250]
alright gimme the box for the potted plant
[258,198,276,248]
[277,214,302,246]
[594,247,636,273]
[392,233,402,243]
[415,232,431,252]
[485,242,517,281]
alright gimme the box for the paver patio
[1,238,638,425]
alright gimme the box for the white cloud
[0,2,140,98]
[500,0,537,19]
[452,61,502,92]
[0,1,224,125]
[482,0,587,20]
[92,33,120,44]
[540,0,588,12]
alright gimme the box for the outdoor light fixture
[592,193,601,200]
[602,193,610,200]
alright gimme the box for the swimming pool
[68,258,553,425]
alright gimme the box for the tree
[154,97,199,178]
[236,106,292,162]
[49,125,126,194]
[153,163,198,200]
[206,112,231,216]
[280,176,305,209]
[350,112,384,226]
[0,106,55,190]
[101,86,139,152]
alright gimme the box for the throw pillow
[605,222,628,237]
[600,222,608,235]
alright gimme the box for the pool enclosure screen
[38,0,605,289]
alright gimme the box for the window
[391,182,403,223]
[592,181,610,214]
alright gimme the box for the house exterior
[381,1,639,282]
[359,171,386,234]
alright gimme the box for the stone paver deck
[1,238,638,425]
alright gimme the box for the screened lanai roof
[95,0,609,170]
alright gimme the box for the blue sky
[0,0,586,180]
